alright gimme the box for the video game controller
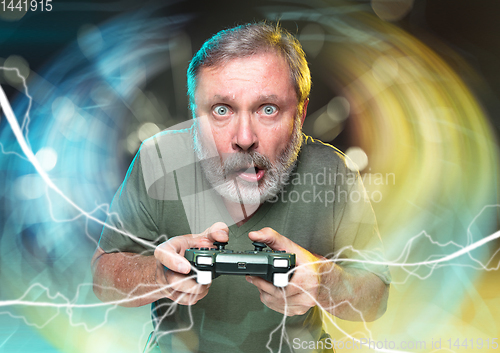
[184,241,296,287]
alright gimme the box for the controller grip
[196,270,213,285]
[273,273,289,287]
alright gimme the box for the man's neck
[222,198,262,227]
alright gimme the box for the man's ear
[300,98,309,127]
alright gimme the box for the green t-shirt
[99,126,391,353]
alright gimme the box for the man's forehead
[204,50,284,69]
[195,53,296,103]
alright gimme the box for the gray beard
[192,118,303,205]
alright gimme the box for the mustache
[223,152,272,175]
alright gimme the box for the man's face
[193,52,307,204]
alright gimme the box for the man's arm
[91,246,162,307]
[247,228,389,321]
[316,261,389,321]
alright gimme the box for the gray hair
[187,22,311,116]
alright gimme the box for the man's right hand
[154,222,229,305]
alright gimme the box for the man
[92,22,390,353]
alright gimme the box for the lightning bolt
[0,67,157,252]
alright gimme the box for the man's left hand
[247,227,332,316]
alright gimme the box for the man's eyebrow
[257,94,279,102]
[210,94,281,102]
[212,94,232,101]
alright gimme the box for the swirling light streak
[0,71,157,251]
[0,13,189,352]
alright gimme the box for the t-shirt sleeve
[98,150,161,256]
[332,168,392,285]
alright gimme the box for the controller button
[273,259,289,268]
[197,256,213,265]
[201,247,209,250]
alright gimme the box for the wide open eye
[213,105,230,116]
[262,105,278,115]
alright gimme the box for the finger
[198,222,229,244]
[246,276,278,295]
[257,288,291,315]
[154,222,229,271]
[258,289,313,316]
[249,229,321,268]
[247,275,301,297]
[175,222,229,250]
[248,227,296,252]
[169,287,209,306]
[156,264,210,302]
[155,260,195,294]
[165,270,211,295]
[167,284,210,299]
[174,279,209,305]
[154,240,192,274]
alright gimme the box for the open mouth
[233,166,265,182]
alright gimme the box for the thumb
[154,238,192,274]
[248,227,295,252]
[200,222,229,244]
[249,228,315,266]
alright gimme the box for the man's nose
[232,113,258,152]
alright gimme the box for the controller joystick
[252,242,267,251]
[213,241,228,250]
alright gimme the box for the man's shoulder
[140,123,194,156]
[134,122,197,198]
[138,122,196,166]
[299,134,348,168]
